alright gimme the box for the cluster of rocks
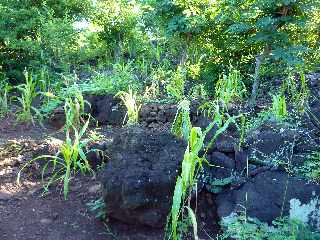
[139,103,177,129]
[49,73,320,232]
[50,95,206,130]
[95,119,320,230]
[138,101,204,129]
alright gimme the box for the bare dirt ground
[0,115,163,240]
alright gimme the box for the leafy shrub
[0,0,92,81]
[301,151,320,181]
[92,0,146,61]
[91,62,141,94]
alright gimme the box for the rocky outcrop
[216,170,320,223]
[99,127,186,228]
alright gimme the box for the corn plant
[166,66,186,101]
[198,100,224,127]
[215,67,247,108]
[16,70,41,124]
[116,87,141,125]
[271,94,287,121]
[167,100,239,240]
[64,91,88,131]
[166,127,207,240]
[17,118,93,200]
[0,80,12,116]
[282,71,309,112]
[171,100,192,141]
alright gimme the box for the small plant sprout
[171,99,192,141]
[282,71,309,112]
[17,118,94,200]
[166,66,186,101]
[87,197,106,220]
[116,87,141,125]
[64,90,90,132]
[0,79,12,117]
[16,70,42,124]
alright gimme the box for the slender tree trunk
[179,33,192,66]
[249,45,270,106]
[114,32,122,62]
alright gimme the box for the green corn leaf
[186,207,199,240]
[171,176,183,240]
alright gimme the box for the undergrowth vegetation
[219,198,320,240]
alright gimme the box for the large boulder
[216,170,320,223]
[99,127,186,228]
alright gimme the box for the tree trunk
[114,32,122,62]
[249,45,270,106]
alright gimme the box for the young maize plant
[17,118,94,200]
[116,87,141,125]
[271,94,288,121]
[168,100,239,240]
[16,70,41,124]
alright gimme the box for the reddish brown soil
[0,115,163,240]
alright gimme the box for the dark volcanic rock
[204,152,235,183]
[86,95,126,126]
[246,123,318,168]
[215,135,238,153]
[246,128,295,157]
[216,170,320,223]
[99,127,186,228]
[235,148,247,172]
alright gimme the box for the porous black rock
[99,127,186,228]
[216,170,320,223]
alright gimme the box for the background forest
[1,0,319,104]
